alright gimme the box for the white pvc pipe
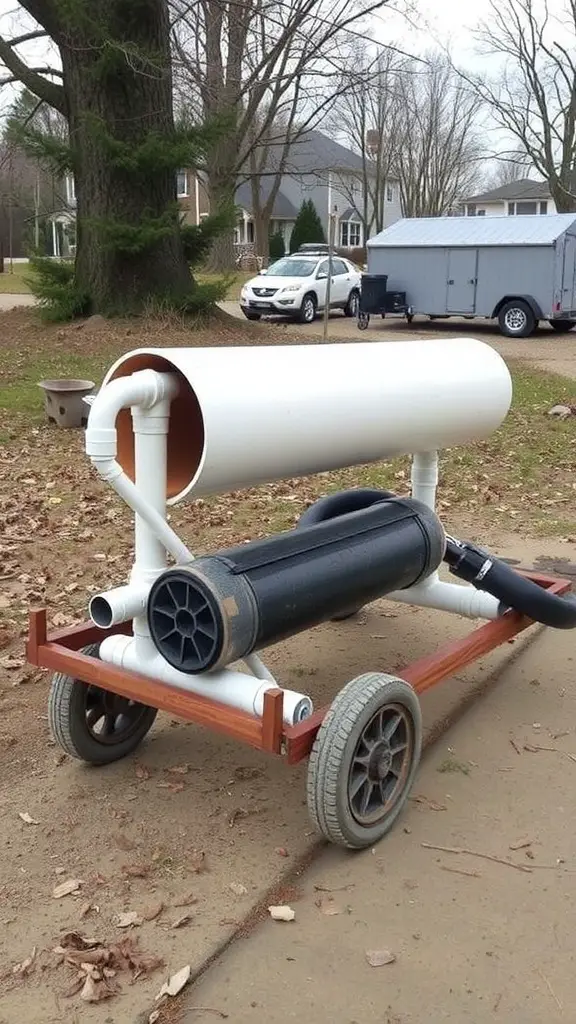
[101,339,512,503]
[98,634,313,727]
[411,451,439,510]
[89,584,149,628]
[386,578,502,620]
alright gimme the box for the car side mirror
[317,272,328,280]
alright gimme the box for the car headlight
[281,284,302,293]
[240,286,248,298]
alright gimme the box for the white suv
[240,249,361,324]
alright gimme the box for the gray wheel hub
[504,307,527,333]
[303,298,314,321]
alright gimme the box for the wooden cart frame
[27,568,570,764]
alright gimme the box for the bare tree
[395,55,483,217]
[171,0,395,268]
[335,46,406,237]
[460,0,576,212]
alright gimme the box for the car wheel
[498,300,535,338]
[344,290,360,318]
[242,310,261,321]
[299,293,317,324]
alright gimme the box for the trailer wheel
[307,672,422,849]
[48,644,158,765]
[498,300,535,338]
[357,311,370,330]
[549,319,576,333]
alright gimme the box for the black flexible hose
[444,537,576,629]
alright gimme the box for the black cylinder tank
[360,274,389,314]
[147,496,445,674]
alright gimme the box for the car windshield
[267,258,316,277]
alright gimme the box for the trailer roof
[367,213,576,248]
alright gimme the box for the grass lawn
[0,262,31,293]
[0,260,252,300]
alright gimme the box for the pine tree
[289,200,326,253]
[269,230,285,261]
[0,1,233,319]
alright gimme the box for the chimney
[365,130,379,158]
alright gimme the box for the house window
[340,221,361,248]
[176,170,189,197]
[466,204,476,216]
[66,175,76,204]
[386,183,394,203]
[540,201,548,215]
[477,209,486,216]
[508,201,538,215]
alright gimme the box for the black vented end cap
[148,568,224,673]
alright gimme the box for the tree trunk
[58,0,193,314]
[253,212,271,264]
[550,180,576,213]
[205,174,236,271]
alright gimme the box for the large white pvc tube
[99,634,313,727]
[101,339,512,503]
[386,578,502,620]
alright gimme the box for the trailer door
[561,234,576,311]
[446,249,478,313]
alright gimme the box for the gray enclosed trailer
[365,213,576,337]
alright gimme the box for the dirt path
[185,561,576,1024]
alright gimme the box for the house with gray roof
[233,130,402,252]
[461,178,555,218]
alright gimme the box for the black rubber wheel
[298,293,317,324]
[498,300,536,338]
[307,672,422,849]
[48,644,158,765]
[406,313,414,324]
[549,319,576,333]
[357,311,370,330]
[343,289,360,318]
[242,310,261,321]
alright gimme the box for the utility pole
[322,204,337,343]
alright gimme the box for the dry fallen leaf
[228,882,247,897]
[165,764,190,775]
[58,932,101,951]
[80,967,118,1003]
[18,811,39,825]
[365,949,396,967]
[268,905,295,922]
[275,847,289,858]
[122,863,150,879]
[135,764,151,781]
[116,911,142,929]
[316,896,342,916]
[13,947,36,976]
[189,851,207,874]
[171,914,191,929]
[174,892,198,908]
[156,964,191,1000]
[53,878,83,899]
[142,901,164,922]
[114,833,136,852]
[0,654,24,670]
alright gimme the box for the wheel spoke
[390,740,408,756]
[383,713,402,742]
[359,779,375,816]
[86,705,105,731]
[349,770,368,801]
[101,714,117,737]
